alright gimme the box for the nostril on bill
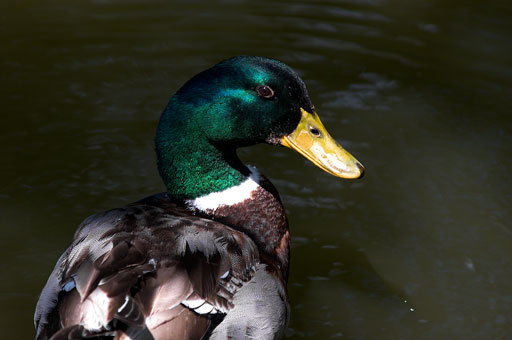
[309,127,321,137]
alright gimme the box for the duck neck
[157,141,250,201]
[156,107,249,201]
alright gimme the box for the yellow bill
[281,108,364,179]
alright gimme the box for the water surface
[1,1,511,339]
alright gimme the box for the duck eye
[256,85,274,98]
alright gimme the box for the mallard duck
[34,56,364,340]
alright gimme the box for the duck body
[35,179,289,340]
[35,56,364,339]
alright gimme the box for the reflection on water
[1,0,511,339]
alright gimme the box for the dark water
[1,1,511,339]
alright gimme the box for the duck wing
[35,194,259,340]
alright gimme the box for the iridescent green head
[156,56,364,200]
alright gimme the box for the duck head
[156,56,364,200]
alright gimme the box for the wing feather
[35,196,259,340]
